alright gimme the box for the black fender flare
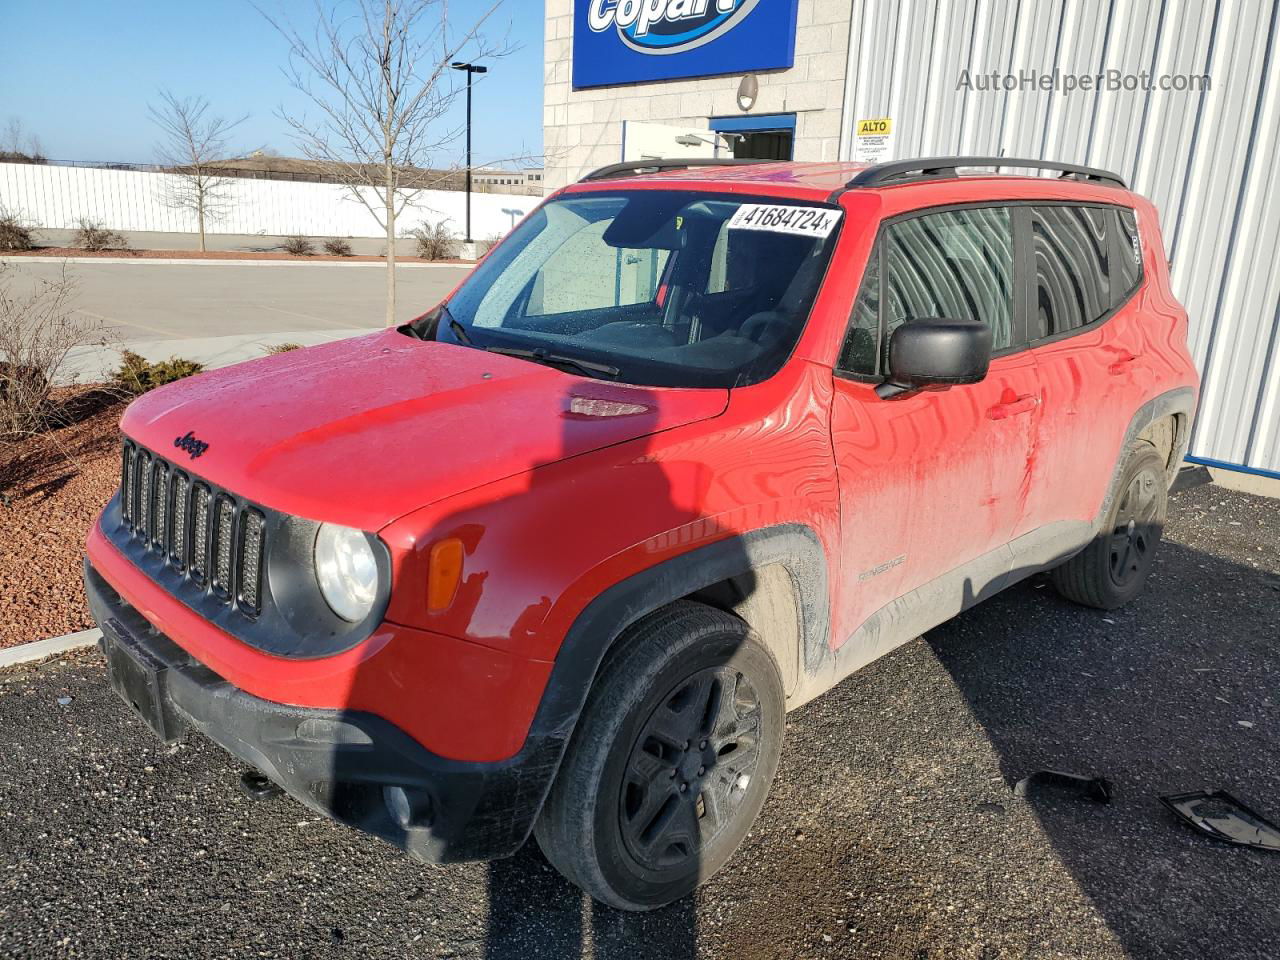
[530,522,831,743]
[1093,386,1196,527]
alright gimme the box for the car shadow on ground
[925,535,1280,959]
[483,846,696,960]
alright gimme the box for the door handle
[1108,352,1138,375]
[986,394,1040,420]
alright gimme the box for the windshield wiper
[428,302,473,345]
[484,345,620,379]
[447,315,473,345]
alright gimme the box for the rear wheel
[534,601,784,910]
[1051,441,1168,609]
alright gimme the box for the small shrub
[410,222,458,261]
[265,342,303,355]
[0,211,34,251]
[282,234,314,256]
[322,237,353,256]
[0,263,104,438]
[111,350,204,395]
[0,361,49,422]
[72,219,129,252]
[479,232,504,256]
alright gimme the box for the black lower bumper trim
[84,558,562,863]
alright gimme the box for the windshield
[417,189,843,388]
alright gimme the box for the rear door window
[1030,206,1110,338]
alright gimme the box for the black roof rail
[580,158,771,182]
[847,156,1127,189]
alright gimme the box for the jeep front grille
[237,509,265,615]
[151,462,169,551]
[211,496,235,595]
[119,440,267,619]
[169,472,188,570]
[190,483,211,584]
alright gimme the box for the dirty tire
[534,600,784,911]
[1051,441,1168,609]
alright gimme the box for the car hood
[119,329,729,531]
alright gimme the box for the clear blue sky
[1,0,543,167]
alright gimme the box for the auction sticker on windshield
[727,204,841,238]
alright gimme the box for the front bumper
[84,559,563,863]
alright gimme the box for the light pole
[451,60,487,245]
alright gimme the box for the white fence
[0,162,537,241]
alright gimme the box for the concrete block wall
[543,0,854,190]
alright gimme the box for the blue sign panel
[572,0,800,89]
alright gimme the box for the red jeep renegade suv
[85,157,1198,910]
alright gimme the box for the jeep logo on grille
[588,0,761,55]
[173,431,209,459]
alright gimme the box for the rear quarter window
[1111,207,1143,305]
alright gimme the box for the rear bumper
[84,558,563,863]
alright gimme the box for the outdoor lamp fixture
[451,60,488,244]
[675,132,743,157]
[737,74,758,112]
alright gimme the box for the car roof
[563,159,1135,204]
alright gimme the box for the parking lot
[5,259,473,342]
[1,481,1277,960]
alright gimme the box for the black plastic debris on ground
[1161,790,1280,852]
[1014,770,1113,804]
[238,769,283,801]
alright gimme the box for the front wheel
[1051,441,1168,609]
[534,601,784,910]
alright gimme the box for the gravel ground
[0,388,122,647]
[1,481,1277,959]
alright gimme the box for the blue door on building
[710,113,795,160]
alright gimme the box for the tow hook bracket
[239,769,283,801]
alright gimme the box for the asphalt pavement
[1,481,1277,959]
[4,258,473,342]
[29,229,462,259]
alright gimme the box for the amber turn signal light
[427,538,464,612]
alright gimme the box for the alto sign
[572,0,799,89]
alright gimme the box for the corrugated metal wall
[839,0,1280,475]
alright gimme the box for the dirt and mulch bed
[0,386,124,648]
[3,247,476,265]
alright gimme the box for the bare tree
[149,92,247,252]
[260,0,509,326]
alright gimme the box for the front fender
[530,522,831,738]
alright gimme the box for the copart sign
[573,0,799,89]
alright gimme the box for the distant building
[471,167,545,196]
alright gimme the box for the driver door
[828,204,1040,641]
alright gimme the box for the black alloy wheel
[618,665,764,873]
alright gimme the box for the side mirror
[876,318,992,399]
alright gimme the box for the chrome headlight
[314,523,379,622]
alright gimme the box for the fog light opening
[384,785,434,829]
